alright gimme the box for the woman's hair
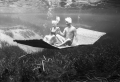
[56,16,60,23]
[52,20,57,25]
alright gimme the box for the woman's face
[52,23,57,27]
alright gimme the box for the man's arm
[58,28,66,37]
[74,28,77,37]
[73,28,78,42]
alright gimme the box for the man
[56,17,77,47]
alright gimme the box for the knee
[66,40,72,46]
[43,36,47,41]
[66,38,71,41]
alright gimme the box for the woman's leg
[49,35,57,45]
[56,34,65,44]
[43,35,56,45]
[43,35,49,43]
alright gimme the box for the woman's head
[52,20,57,27]
[51,16,60,26]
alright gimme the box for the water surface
[0,7,120,38]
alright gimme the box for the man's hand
[59,28,66,37]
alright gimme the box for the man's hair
[65,17,72,24]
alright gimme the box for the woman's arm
[50,27,54,31]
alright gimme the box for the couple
[43,17,77,47]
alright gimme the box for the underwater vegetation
[0,34,120,82]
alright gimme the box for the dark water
[0,7,120,38]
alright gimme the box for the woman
[50,19,65,45]
[44,16,65,45]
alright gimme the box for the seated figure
[43,16,65,45]
[44,17,77,47]
[56,17,77,47]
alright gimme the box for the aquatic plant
[0,34,120,82]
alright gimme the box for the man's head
[65,17,72,27]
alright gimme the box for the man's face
[65,21,71,27]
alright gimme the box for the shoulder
[72,26,76,29]
[56,27,60,30]
[72,26,76,30]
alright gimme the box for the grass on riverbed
[0,34,120,82]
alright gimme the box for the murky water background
[0,7,120,37]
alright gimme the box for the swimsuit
[51,31,56,35]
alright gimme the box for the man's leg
[55,39,72,47]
